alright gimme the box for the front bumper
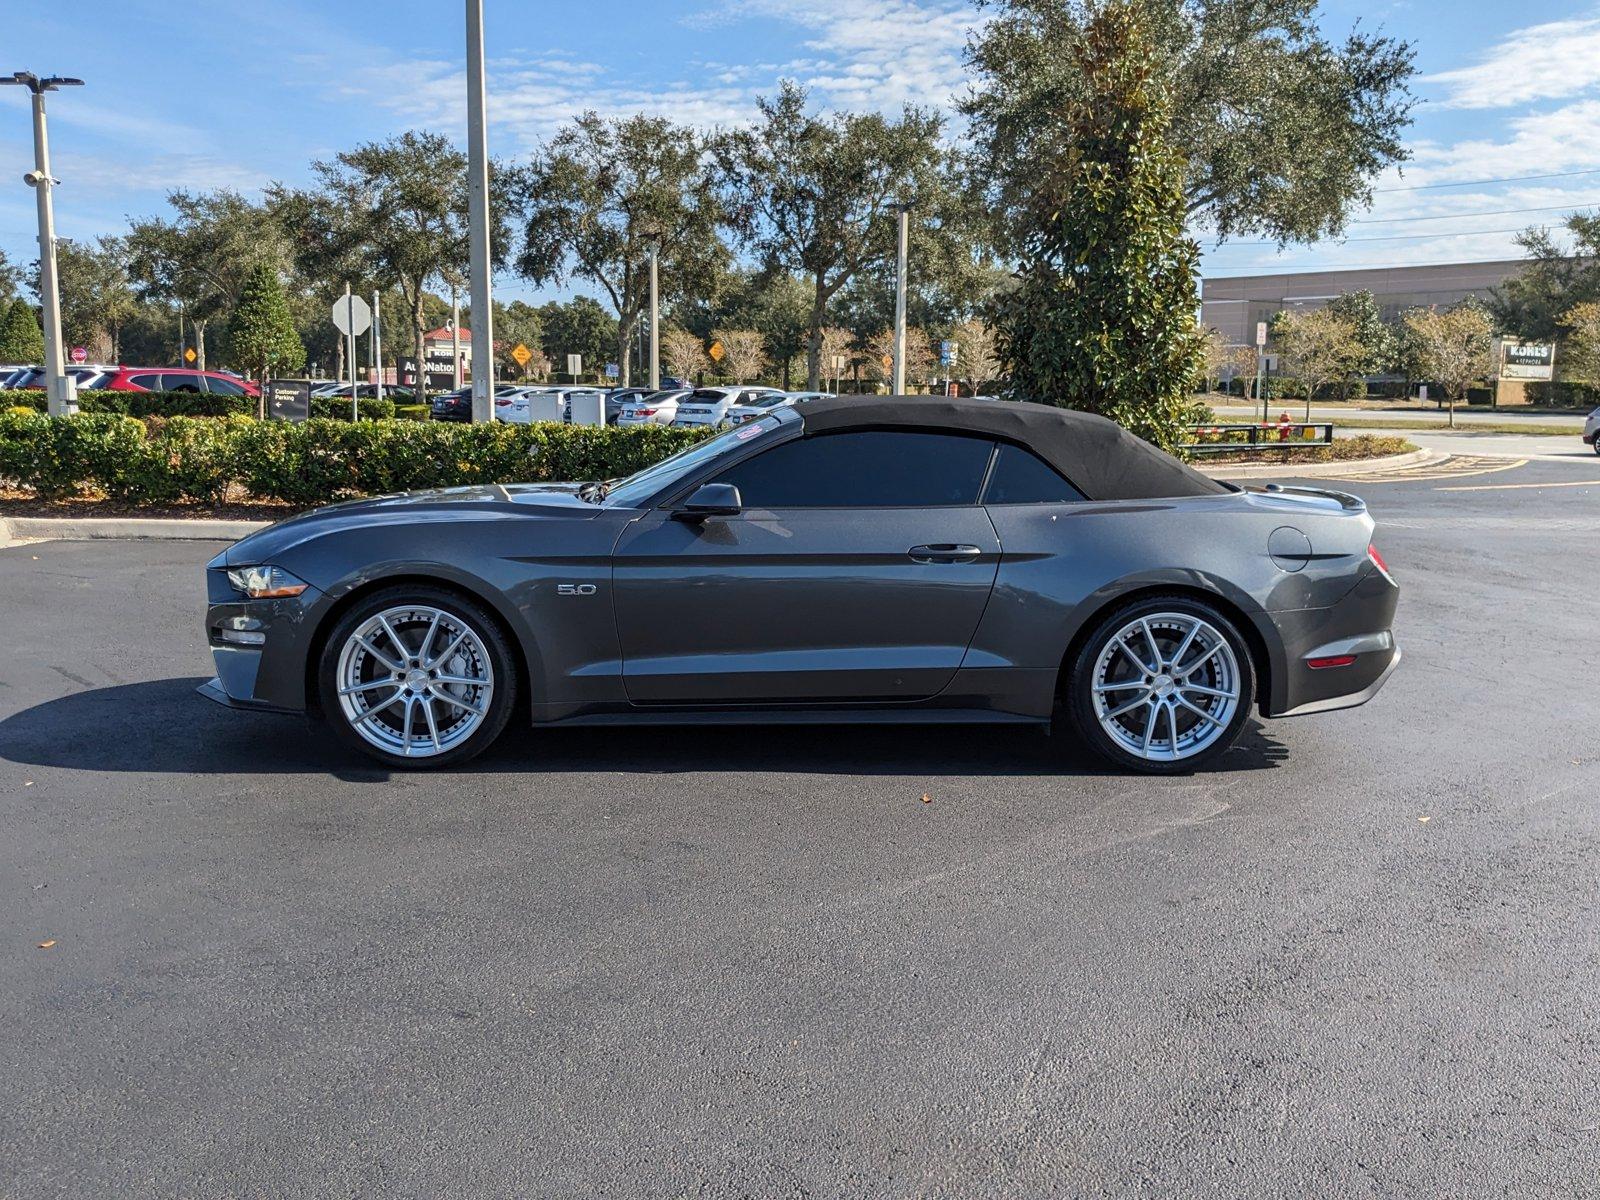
[203,563,325,712]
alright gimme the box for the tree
[1489,213,1600,340]
[1224,342,1260,399]
[951,319,1002,394]
[40,237,137,361]
[661,325,709,382]
[1324,290,1396,385]
[0,298,43,362]
[288,132,512,402]
[866,327,934,388]
[1198,326,1231,393]
[228,263,305,398]
[494,300,544,379]
[1402,302,1493,428]
[538,296,615,379]
[1271,307,1363,418]
[817,327,855,390]
[125,190,287,370]
[719,82,957,388]
[965,0,1416,247]
[1558,302,1600,392]
[516,114,728,387]
[711,329,766,383]
[0,249,19,306]
[970,2,1205,451]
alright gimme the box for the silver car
[1584,407,1600,456]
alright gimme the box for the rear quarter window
[982,443,1086,504]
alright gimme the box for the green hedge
[4,389,399,421]
[0,412,709,505]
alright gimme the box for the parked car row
[0,364,260,397]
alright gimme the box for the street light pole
[465,0,495,423]
[890,203,910,396]
[3,72,84,417]
[648,240,660,391]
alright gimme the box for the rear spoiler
[1257,482,1367,513]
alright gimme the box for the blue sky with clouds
[4,0,1600,304]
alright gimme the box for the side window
[982,443,1086,504]
[128,372,164,390]
[161,372,203,392]
[204,375,248,395]
[712,431,995,508]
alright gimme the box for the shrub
[0,413,711,506]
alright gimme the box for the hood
[222,482,599,566]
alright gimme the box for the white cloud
[1424,12,1600,109]
[317,0,980,149]
[1398,99,1600,185]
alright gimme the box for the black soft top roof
[795,395,1226,501]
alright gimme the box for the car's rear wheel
[1592,437,1600,457]
[317,586,516,769]
[1064,596,1254,774]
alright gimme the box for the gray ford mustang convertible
[201,396,1399,773]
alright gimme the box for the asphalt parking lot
[4,456,1600,1197]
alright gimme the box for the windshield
[603,414,784,508]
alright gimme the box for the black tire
[1062,594,1255,775]
[316,584,518,769]
[1592,438,1600,457]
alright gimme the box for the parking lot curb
[1206,448,1441,480]
[0,516,270,544]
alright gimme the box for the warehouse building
[1200,259,1527,347]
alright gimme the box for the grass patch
[1202,434,1415,465]
[1327,417,1579,436]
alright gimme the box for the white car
[1584,406,1600,456]
[617,388,691,426]
[724,391,824,424]
[671,386,786,427]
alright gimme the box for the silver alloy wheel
[1090,612,1241,762]
[334,604,494,759]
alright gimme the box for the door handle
[908,544,983,564]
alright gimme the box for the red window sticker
[735,423,764,440]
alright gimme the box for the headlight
[226,565,309,599]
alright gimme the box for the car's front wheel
[1591,437,1600,457]
[1064,597,1255,774]
[317,586,517,769]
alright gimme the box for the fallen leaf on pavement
[1417,816,1431,823]
[920,794,932,804]
[37,940,56,949]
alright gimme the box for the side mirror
[674,482,742,521]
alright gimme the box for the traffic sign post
[70,345,86,364]
[708,340,724,364]
[511,342,533,371]
[604,362,619,380]
[566,353,582,382]
[1254,321,1269,425]
[183,347,197,365]
[332,287,372,421]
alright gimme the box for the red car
[98,367,260,397]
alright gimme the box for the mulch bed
[0,489,299,521]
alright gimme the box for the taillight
[1368,543,1394,581]
[634,408,657,417]
[1307,655,1357,670]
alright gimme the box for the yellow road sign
[511,342,532,367]
[183,347,197,364]
[708,340,724,362]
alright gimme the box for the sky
[5,0,1600,305]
